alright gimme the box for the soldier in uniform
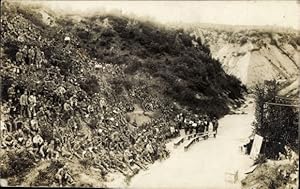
[19,90,28,117]
[7,84,16,102]
[212,117,219,138]
[28,46,35,65]
[35,47,43,69]
[55,164,73,187]
[39,140,48,160]
[28,92,37,118]
[15,51,24,65]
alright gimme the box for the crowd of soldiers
[0,4,219,187]
[1,25,173,187]
[175,113,219,137]
[1,77,172,185]
[0,8,176,187]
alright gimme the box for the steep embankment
[189,26,300,95]
[0,1,245,187]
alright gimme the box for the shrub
[79,75,100,96]
[0,76,14,101]
[240,37,248,46]
[3,40,20,61]
[5,150,35,178]
[124,61,142,74]
[253,81,299,159]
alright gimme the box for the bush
[124,61,142,74]
[253,81,299,159]
[240,37,248,46]
[5,150,35,178]
[0,76,14,101]
[79,75,100,96]
[3,40,20,61]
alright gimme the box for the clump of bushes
[1,150,35,181]
[79,75,100,96]
[253,80,299,159]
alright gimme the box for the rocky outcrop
[190,27,300,91]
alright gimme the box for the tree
[253,80,299,159]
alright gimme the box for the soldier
[146,142,154,162]
[14,128,25,146]
[203,116,210,139]
[69,94,78,109]
[0,121,8,140]
[35,47,42,69]
[21,45,28,59]
[15,51,24,65]
[25,136,36,157]
[61,142,73,159]
[7,84,16,102]
[39,140,48,160]
[30,117,40,134]
[63,100,73,119]
[32,132,44,148]
[28,92,37,118]
[19,90,28,117]
[204,116,210,132]
[212,117,219,138]
[54,86,66,104]
[189,120,194,134]
[198,118,205,136]
[1,134,16,149]
[13,114,23,131]
[55,164,73,187]
[28,46,35,65]
[87,104,94,115]
[183,117,189,135]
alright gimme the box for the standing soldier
[19,90,28,117]
[28,92,37,118]
[20,45,28,64]
[35,47,42,69]
[15,51,24,65]
[204,115,210,139]
[28,46,35,65]
[212,117,219,138]
[7,84,16,102]
[198,117,205,137]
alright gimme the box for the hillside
[187,25,300,95]
[0,1,245,187]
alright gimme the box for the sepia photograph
[0,0,299,188]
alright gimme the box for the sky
[21,1,300,29]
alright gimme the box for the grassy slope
[1,1,245,186]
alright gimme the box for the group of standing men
[175,113,219,138]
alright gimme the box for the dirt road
[123,100,255,189]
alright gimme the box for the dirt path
[124,99,255,189]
